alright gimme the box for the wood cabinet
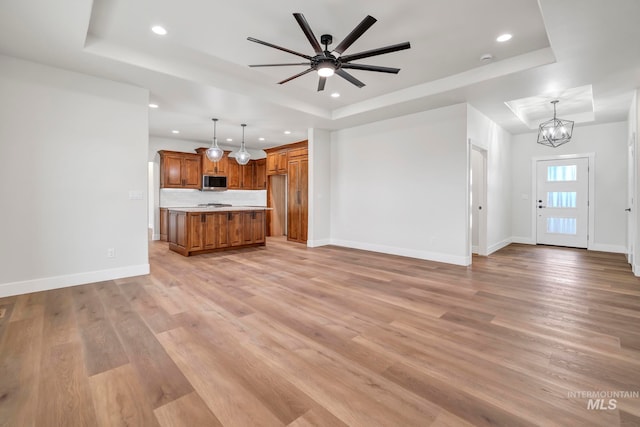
[267,151,288,175]
[168,209,265,256]
[253,158,267,190]
[159,151,201,189]
[287,150,308,243]
[196,148,229,176]
[227,159,265,190]
[242,211,265,244]
[159,208,168,241]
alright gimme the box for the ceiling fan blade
[341,63,400,74]
[249,63,310,67]
[278,68,315,84]
[247,37,312,60]
[336,69,365,88]
[293,13,323,55]
[333,15,377,55]
[340,42,411,63]
[317,76,326,92]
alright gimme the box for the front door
[536,157,589,248]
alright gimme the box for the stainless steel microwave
[202,175,227,191]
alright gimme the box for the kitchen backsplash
[160,189,267,207]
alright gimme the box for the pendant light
[235,123,251,165]
[537,100,574,148]
[206,118,224,162]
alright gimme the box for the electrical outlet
[107,248,116,258]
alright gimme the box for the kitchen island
[167,206,267,256]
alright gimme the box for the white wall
[308,128,331,247]
[511,121,628,252]
[330,104,470,265]
[467,105,513,254]
[0,55,149,297]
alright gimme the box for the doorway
[535,157,590,248]
[627,133,636,265]
[471,146,487,256]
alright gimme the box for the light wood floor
[1,239,640,426]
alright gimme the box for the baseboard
[588,243,627,254]
[487,238,512,255]
[472,245,479,254]
[307,239,331,248]
[634,263,640,277]
[511,236,536,245]
[330,239,470,266]
[152,233,161,241]
[0,264,150,298]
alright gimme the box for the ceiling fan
[247,13,411,91]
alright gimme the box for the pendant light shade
[206,118,224,162]
[236,123,251,165]
[537,100,574,148]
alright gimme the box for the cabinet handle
[228,212,232,221]
[297,190,301,205]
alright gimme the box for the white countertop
[165,206,270,212]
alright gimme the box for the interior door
[627,138,636,264]
[471,148,487,255]
[536,157,589,248]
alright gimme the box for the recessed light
[331,92,340,98]
[259,137,265,141]
[226,138,233,142]
[171,130,180,134]
[284,131,291,135]
[148,103,159,109]
[151,25,168,36]
[496,33,512,42]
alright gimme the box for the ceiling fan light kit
[537,100,574,148]
[248,13,411,91]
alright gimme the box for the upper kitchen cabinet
[266,150,288,175]
[159,150,201,189]
[227,159,265,190]
[254,159,267,190]
[196,147,229,176]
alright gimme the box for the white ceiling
[1,0,639,149]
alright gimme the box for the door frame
[470,144,488,256]
[467,139,488,263]
[531,153,595,249]
[627,132,637,267]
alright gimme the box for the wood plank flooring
[1,239,640,426]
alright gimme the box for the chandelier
[537,100,574,148]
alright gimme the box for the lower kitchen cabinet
[168,209,266,256]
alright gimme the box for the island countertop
[166,206,270,213]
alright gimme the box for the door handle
[625,208,632,212]
[538,205,546,209]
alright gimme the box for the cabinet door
[253,211,265,243]
[254,159,267,189]
[203,213,217,249]
[267,153,278,175]
[188,214,204,251]
[287,158,308,243]
[227,161,241,189]
[162,154,184,188]
[159,208,168,241]
[277,151,288,173]
[216,213,230,248]
[241,162,255,189]
[242,211,254,244]
[287,160,301,242]
[169,211,187,249]
[199,149,228,176]
[228,212,243,246]
[182,155,202,188]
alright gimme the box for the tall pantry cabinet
[286,148,308,243]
